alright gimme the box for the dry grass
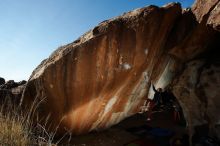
[0,94,57,146]
[0,112,28,146]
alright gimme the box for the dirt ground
[59,109,187,146]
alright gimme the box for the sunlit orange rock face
[22,1,220,137]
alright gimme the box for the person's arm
[152,84,157,92]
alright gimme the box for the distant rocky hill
[21,0,220,140]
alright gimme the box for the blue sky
[0,0,194,81]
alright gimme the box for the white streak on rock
[103,96,117,115]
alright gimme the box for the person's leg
[147,102,154,121]
[147,110,152,121]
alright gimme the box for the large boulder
[22,1,220,138]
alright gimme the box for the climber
[147,83,163,121]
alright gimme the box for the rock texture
[175,0,220,140]
[22,0,220,139]
[192,0,220,31]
